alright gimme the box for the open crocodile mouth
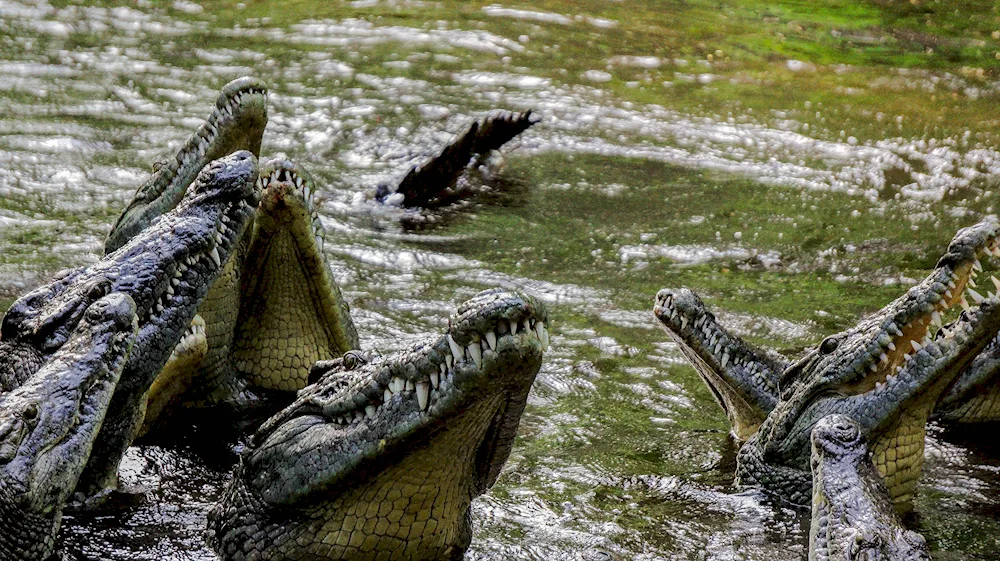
[297,312,548,432]
[255,161,326,253]
[132,193,256,327]
[185,79,267,165]
[839,223,1000,395]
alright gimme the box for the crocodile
[0,293,137,561]
[104,76,268,254]
[374,109,539,208]
[653,288,786,443]
[2,150,260,499]
[206,289,550,561]
[136,158,361,433]
[736,220,1000,510]
[808,414,930,561]
[655,220,1000,434]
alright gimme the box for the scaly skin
[809,414,930,561]
[653,288,787,442]
[934,329,1000,422]
[737,220,1000,511]
[376,109,538,208]
[139,159,360,431]
[0,151,261,500]
[207,289,550,561]
[104,77,267,254]
[0,293,137,561]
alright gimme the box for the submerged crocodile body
[207,289,550,560]
[2,150,260,499]
[0,294,137,560]
[734,221,1000,509]
[809,414,930,561]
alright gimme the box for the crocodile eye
[819,337,839,354]
[343,351,366,370]
[87,278,111,301]
[23,403,38,422]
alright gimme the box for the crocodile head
[232,158,360,392]
[105,77,267,253]
[935,326,1000,422]
[653,288,788,442]
[809,414,931,561]
[737,220,1000,510]
[207,289,550,561]
[1,151,260,496]
[0,293,137,560]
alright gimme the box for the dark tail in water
[377,109,539,208]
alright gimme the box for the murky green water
[3,0,1000,559]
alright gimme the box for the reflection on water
[3,0,1000,559]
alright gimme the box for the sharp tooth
[969,277,978,288]
[447,334,462,361]
[679,316,688,329]
[969,288,985,303]
[992,276,1000,293]
[405,379,415,392]
[889,324,902,336]
[446,353,454,369]
[904,352,912,361]
[416,381,429,410]
[468,341,482,369]
[948,280,957,289]
[430,371,439,389]
[166,285,174,296]
[931,311,942,327]
[945,290,954,299]
[911,339,922,352]
[171,277,180,286]
[384,389,392,402]
[209,247,222,267]
[522,319,531,334]
[974,259,983,272]
[869,362,878,372]
[961,298,972,311]
[510,320,518,335]
[156,302,164,313]
[485,331,497,350]
[540,325,550,352]
[880,352,888,363]
[365,405,376,418]
[721,352,730,368]
[391,377,404,393]
[215,232,225,245]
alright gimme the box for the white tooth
[171,277,180,286]
[405,379,415,392]
[447,334,462,361]
[969,277,978,288]
[166,285,174,296]
[430,371,439,389]
[156,303,164,313]
[948,280,957,289]
[541,325,550,352]
[446,354,454,369]
[876,380,884,390]
[922,336,931,346]
[522,319,531,334]
[969,288,985,303]
[721,352,730,368]
[887,341,896,351]
[880,352,888,363]
[961,298,972,311]
[869,362,878,372]
[992,276,1000,293]
[680,316,688,330]
[535,322,545,345]
[945,290,954,299]
[974,259,983,272]
[355,411,364,421]
[384,389,392,402]
[365,405,376,418]
[904,352,912,361]
[391,377,404,393]
[485,331,497,351]
[931,311,942,327]
[510,319,518,335]
[416,381,429,410]
[215,232,225,245]
[468,341,482,369]
[304,186,311,200]
[209,247,222,267]
[911,340,922,352]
